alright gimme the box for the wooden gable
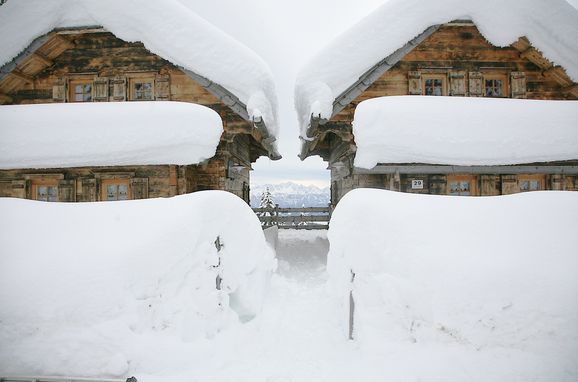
[305,22,578,161]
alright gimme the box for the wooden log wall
[320,23,578,205]
[0,31,261,203]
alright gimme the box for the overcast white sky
[179,0,386,188]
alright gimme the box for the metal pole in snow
[349,269,356,340]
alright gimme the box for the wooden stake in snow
[214,236,224,291]
[349,269,356,340]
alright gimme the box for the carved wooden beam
[510,37,531,52]
[31,52,54,67]
[9,70,34,84]
[562,84,578,98]
[543,66,574,88]
[0,93,13,104]
[520,47,552,70]
[52,33,76,50]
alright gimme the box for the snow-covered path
[144,229,362,382]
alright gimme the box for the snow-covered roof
[0,102,223,169]
[295,0,578,137]
[353,97,578,169]
[0,0,280,151]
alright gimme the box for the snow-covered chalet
[296,0,578,206]
[0,0,280,203]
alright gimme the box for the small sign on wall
[411,179,424,190]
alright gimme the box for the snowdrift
[0,102,223,169]
[328,189,578,381]
[0,191,276,378]
[352,97,578,168]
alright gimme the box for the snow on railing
[0,377,136,382]
[252,205,332,230]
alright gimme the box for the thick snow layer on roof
[353,97,578,168]
[0,0,279,139]
[328,189,578,380]
[295,0,578,135]
[0,102,223,169]
[0,191,276,377]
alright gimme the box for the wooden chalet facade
[0,25,280,204]
[299,20,578,206]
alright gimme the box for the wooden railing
[0,378,136,382]
[252,206,332,230]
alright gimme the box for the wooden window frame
[69,79,94,103]
[101,178,132,201]
[31,178,59,202]
[129,77,155,101]
[422,74,448,96]
[447,175,478,196]
[518,175,545,192]
[483,73,509,98]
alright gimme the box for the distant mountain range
[250,182,330,208]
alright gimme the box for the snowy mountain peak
[250,182,330,208]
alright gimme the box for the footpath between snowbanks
[0,191,275,377]
[328,189,578,381]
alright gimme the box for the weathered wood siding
[0,31,263,203]
[317,24,578,205]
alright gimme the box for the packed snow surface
[295,0,578,135]
[0,0,279,139]
[0,101,223,169]
[328,189,578,381]
[353,96,578,168]
[0,191,276,378]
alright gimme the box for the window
[519,176,544,192]
[485,79,503,97]
[483,74,508,98]
[69,80,93,102]
[129,78,154,101]
[423,74,447,96]
[31,180,59,202]
[449,181,471,196]
[447,176,477,196]
[101,179,131,201]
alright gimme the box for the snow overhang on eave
[299,24,442,161]
[0,26,282,161]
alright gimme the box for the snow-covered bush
[328,189,578,380]
[0,191,276,377]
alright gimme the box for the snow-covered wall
[328,189,578,380]
[295,0,578,135]
[0,0,279,138]
[353,97,578,168]
[0,191,276,377]
[0,102,223,169]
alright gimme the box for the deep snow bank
[328,189,578,380]
[0,191,275,377]
[353,97,578,168]
[0,102,223,169]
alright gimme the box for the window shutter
[131,178,149,200]
[408,71,422,95]
[449,72,466,96]
[111,76,127,101]
[52,78,66,102]
[93,77,109,102]
[82,178,96,202]
[511,72,526,99]
[155,74,170,100]
[58,180,76,202]
[469,72,483,97]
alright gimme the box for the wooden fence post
[349,269,356,340]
